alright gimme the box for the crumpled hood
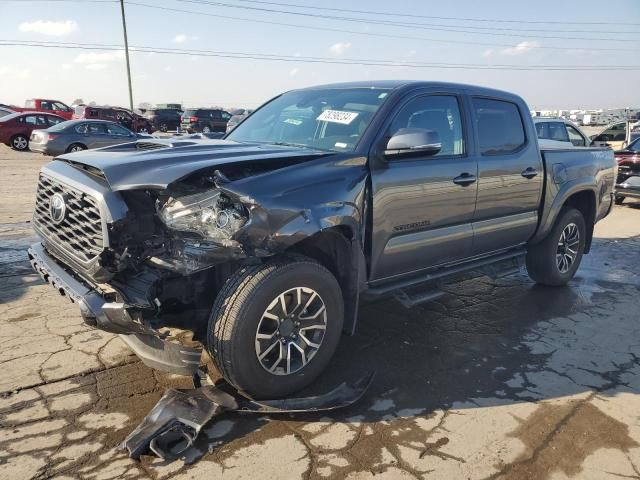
[54,139,330,191]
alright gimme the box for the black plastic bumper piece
[121,371,375,461]
[27,242,202,376]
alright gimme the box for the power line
[232,0,640,27]
[174,0,639,42]
[125,2,638,53]
[2,40,639,70]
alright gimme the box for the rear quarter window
[473,98,526,155]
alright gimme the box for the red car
[0,112,66,151]
[73,105,154,133]
[11,99,74,120]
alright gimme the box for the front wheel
[526,207,586,286]
[11,135,29,151]
[159,123,168,132]
[615,195,625,205]
[207,258,344,399]
[202,125,211,133]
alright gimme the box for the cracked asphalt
[1,146,640,480]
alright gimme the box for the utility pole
[119,0,134,111]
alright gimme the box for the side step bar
[366,248,525,307]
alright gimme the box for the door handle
[452,173,477,186]
[521,167,538,179]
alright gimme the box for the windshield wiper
[269,141,334,152]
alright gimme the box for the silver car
[29,119,144,156]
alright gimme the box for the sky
[0,0,638,110]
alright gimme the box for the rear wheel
[66,143,86,153]
[159,123,168,132]
[202,125,211,133]
[207,258,344,399]
[526,207,586,286]
[11,135,29,151]
[615,195,625,205]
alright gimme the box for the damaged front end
[29,142,369,378]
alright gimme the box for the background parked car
[533,117,591,148]
[180,108,231,133]
[590,121,635,150]
[29,119,144,156]
[10,99,74,120]
[73,105,154,133]
[143,108,182,132]
[226,108,253,133]
[0,112,65,151]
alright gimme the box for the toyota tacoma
[28,81,616,398]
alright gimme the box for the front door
[370,93,478,282]
[469,97,543,255]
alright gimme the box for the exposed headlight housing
[158,190,247,241]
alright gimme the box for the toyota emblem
[49,193,67,225]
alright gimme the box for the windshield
[226,87,391,152]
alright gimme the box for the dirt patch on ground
[495,399,639,479]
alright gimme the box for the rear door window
[75,123,89,134]
[106,123,130,135]
[88,123,107,134]
[535,122,569,142]
[52,102,69,112]
[473,98,526,155]
[47,116,64,126]
[23,115,38,125]
[35,116,48,126]
[566,125,586,147]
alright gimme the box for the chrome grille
[32,174,104,263]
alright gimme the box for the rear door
[369,91,478,281]
[470,97,543,255]
[86,122,110,148]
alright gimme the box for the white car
[533,117,591,149]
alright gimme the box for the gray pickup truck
[28,81,615,398]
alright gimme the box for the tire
[526,207,586,286]
[138,127,148,133]
[615,195,625,205]
[66,143,86,153]
[11,134,29,151]
[202,125,211,133]
[207,257,344,399]
[159,123,168,133]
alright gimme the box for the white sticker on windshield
[284,118,303,126]
[334,142,348,149]
[317,110,359,125]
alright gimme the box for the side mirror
[385,128,442,159]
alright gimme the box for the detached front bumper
[27,242,202,376]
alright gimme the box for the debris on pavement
[121,372,375,461]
